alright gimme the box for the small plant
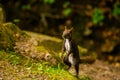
[113,3,120,16]
[43,0,55,4]
[63,8,72,16]
[9,55,20,65]
[21,4,31,10]
[92,8,104,25]
[13,19,20,23]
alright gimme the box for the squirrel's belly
[65,39,73,64]
[65,39,70,52]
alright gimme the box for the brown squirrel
[62,26,80,77]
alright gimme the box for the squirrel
[62,26,80,77]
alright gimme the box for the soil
[79,60,120,80]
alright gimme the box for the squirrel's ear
[69,27,73,32]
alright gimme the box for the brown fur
[62,26,80,77]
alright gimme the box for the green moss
[0,22,24,50]
[35,46,48,53]
[0,50,78,80]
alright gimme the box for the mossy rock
[14,31,63,64]
[0,22,26,50]
[0,22,58,64]
[0,22,61,64]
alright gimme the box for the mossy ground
[0,50,86,80]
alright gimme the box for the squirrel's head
[62,26,73,39]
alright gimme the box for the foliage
[45,64,75,80]
[21,4,31,10]
[113,3,120,16]
[43,0,55,4]
[63,1,72,16]
[92,8,104,25]
[13,19,20,23]
[0,51,17,65]
[63,8,72,16]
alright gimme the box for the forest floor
[0,31,120,80]
[79,60,120,80]
[0,56,120,80]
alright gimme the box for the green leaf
[113,8,120,15]
[63,8,72,16]
[92,9,104,25]
[43,0,55,4]
[22,4,31,10]
[113,3,120,16]
[13,19,20,23]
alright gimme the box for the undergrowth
[0,50,90,80]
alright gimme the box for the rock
[0,22,24,50]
